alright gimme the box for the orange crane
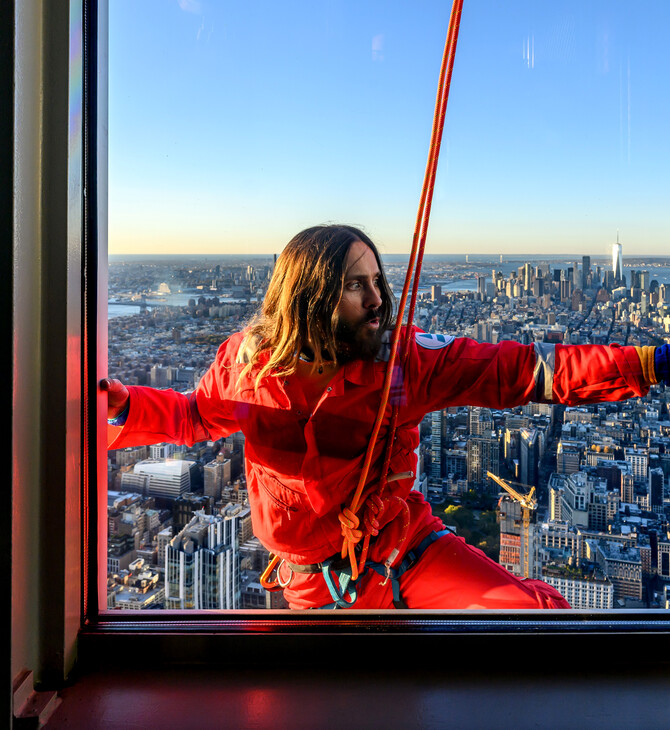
[487,471,537,578]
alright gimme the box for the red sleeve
[107,336,242,450]
[552,343,649,405]
[406,335,537,414]
[403,329,649,418]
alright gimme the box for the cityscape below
[107,242,670,612]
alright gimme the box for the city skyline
[109,1,670,257]
[106,252,670,610]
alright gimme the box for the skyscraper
[582,255,591,284]
[612,236,624,284]
[649,468,664,513]
[467,432,499,489]
[429,409,443,485]
[519,428,539,487]
[477,275,487,301]
[639,270,650,292]
[165,508,240,610]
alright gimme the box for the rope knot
[338,507,363,545]
[362,493,386,536]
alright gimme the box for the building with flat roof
[541,565,613,610]
[124,458,192,501]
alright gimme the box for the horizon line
[108,252,670,259]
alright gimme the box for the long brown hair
[239,225,394,388]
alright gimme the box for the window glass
[107,1,670,612]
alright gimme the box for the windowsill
[46,659,670,729]
[78,608,670,674]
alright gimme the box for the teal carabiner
[320,557,358,609]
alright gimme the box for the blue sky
[109,0,670,256]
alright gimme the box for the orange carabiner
[259,554,285,592]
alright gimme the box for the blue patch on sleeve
[415,332,455,350]
[655,344,670,385]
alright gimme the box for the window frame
[77,0,670,670]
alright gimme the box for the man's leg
[399,532,570,609]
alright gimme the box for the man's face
[334,240,384,361]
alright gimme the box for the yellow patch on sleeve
[634,346,657,385]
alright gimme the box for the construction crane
[487,471,537,579]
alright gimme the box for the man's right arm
[102,334,247,450]
[101,379,237,450]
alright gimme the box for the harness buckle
[380,547,400,586]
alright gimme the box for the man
[104,224,670,610]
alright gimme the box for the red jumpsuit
[108,327,650,609]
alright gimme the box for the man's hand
[100,378,130,419]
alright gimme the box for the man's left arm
[405,330,670,413]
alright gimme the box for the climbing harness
[338,0,465,581]
[262,529,453,608]
[320,529,453,609]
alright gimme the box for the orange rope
[339,0,464,580]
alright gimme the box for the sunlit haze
[109,1,670,257]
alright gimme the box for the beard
[334,311,384,363]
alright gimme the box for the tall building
[498,496,538,578]
[624,446,648,482]
[477,275,487,301]
[429,410,443,486]
[582,255,591,287]
[503,428,520,469]
[204,454,231,502]
[559,275,572,302]
[165,508,241,610]
[519,428,539,487]
[612,237,624,284]
[556,439,582,474]
[549,481,563,521]
[620,473,635,503]
[467,432,500,488]
[649,468,664,512]
[572,261,582,289]
[468,406,494,436]
[444,448,467,481]
[552,471,589,528]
